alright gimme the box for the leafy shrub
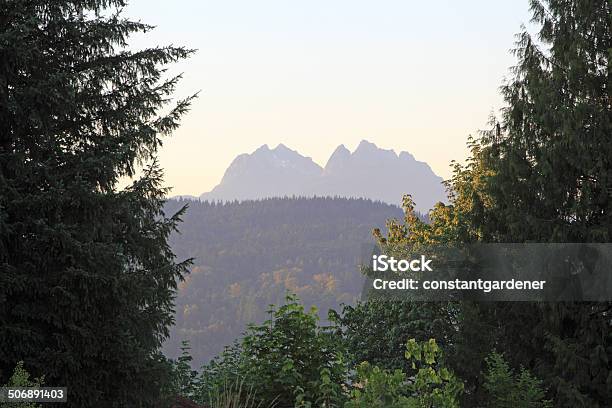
[345,363,410,407]
[346,339,463,408]
[197,294,348,407]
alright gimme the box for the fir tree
[0,1,194,406]
[480,1,612,405]
[359,1,611,406]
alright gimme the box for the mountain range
[198,140,446,213]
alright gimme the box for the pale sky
[124,0,533,196]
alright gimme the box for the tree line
[163,196,405,366]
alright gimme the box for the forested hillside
[163,197,405,365]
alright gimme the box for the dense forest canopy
[163,196,406,366]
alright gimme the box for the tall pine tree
[0,1,194,406]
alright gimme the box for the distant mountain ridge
[199,140,446,212]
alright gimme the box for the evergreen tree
[1,361,44,408]
[476,1,611,405]
[483,352,552,408]
[0,1,194,406]
[167,341,199,400]
[356,1,611,406]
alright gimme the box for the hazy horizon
[124,0,533,196]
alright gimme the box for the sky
[124,0,533,196]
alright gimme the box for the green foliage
[403,339,464,408]
[166,341,199,400]
[346,339,463,408]
[338,299,458,375]
[0,1,194,406]
[478,2,612,405]
[483,352,552,408]
[197,343,245,401]
[0,362,43,408]
[205,378,276,408]
[344,198,493,405]
[345,363,410,408]
[197,295,349,407]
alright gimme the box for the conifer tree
[479,1,611,406]
[361,1,611,406]
[0,1,194,406]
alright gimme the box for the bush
[346,339,463,408]
[197,295,348,407]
